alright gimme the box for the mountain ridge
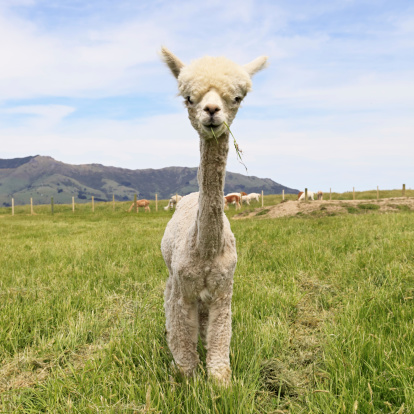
[0,155,298,206]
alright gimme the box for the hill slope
[0,156,298,206]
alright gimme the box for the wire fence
[2,185,412,217]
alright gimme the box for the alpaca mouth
[203,123,222,130]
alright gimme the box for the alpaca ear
[243,56,268,77]
[160,46,185,79]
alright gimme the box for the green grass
[347,206,359,214]
[326,189,414,201]
[0,199,413,412]
[358,203,381,210]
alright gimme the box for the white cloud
[0,7,172,100]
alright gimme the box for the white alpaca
[164,195,183,211]
[298,191,315,201]
[241,195,250,205]
[247,192,261,203]
[160,47,267,384]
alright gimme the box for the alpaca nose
[204,104,221,115]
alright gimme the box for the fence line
[4,185,412,216]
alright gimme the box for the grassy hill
[0,156,298,206]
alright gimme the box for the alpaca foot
[170,360,197,378]
[208,364,231,386]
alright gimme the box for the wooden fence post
[156,193,158,212]
[12,198,14,216]
[51,197,54,215]
[261,190,264,207]
[30,198,33,215]
[305,188,308,202]
[72,197,75,212]
[113,194,115,211]
[403,184,406,197]
[92,196,94,212]
[377,186,379,200]
[330,188,332,201]
[282,189,284,200]
[353,187,355,201]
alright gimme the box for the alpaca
[226,192,242,198]
[164,195,183,211]
[241,195,250,205]
[317,191,323,200]
[247,192,261,203]
[224,194,241,210]
[127,199,151,212]
[298,191,315,201]
[160,47,267,384]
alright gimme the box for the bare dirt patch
[234,197,414,220]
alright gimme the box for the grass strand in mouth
[210,127,218,144]
[223,121,248,173]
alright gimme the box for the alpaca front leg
[165,291,200,377]
[206,296,232,384]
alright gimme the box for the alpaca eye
[186,96,193,105]
[234,96,242,104]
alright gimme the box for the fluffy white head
[161,47,268,139]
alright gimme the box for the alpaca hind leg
[165,281,199,377]
[206,296,232,385]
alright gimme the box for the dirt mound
[234,197,414,220]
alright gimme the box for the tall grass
[0,200,413,412]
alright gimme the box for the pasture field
[0,196,413,413]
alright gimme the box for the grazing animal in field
[241,195,250,205]
[224,194,241,209]
[240,191,247,196]
[247,192,261,203]
[160,46,267,385]
[317,191,323,200]
[127,199,151,212]
[164,195,183,211]
[298,191,315,201]
[226,192,242,197]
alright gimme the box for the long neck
[196,132,229,259]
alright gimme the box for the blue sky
[1,0,413,192]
